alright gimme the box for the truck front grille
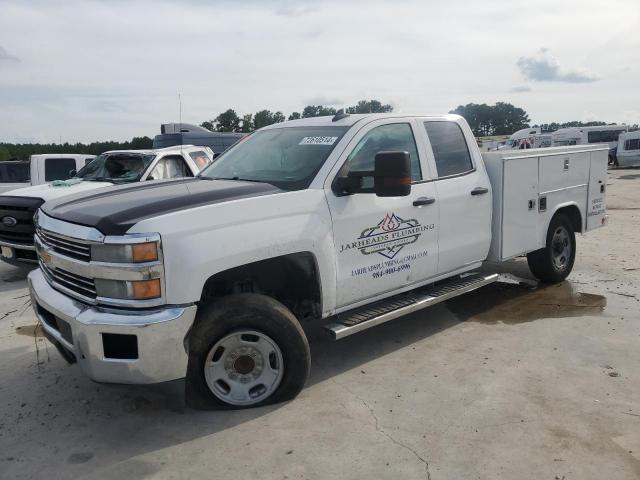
[0,197,43,245]
[40,261,97,299]
[37,229,91,261]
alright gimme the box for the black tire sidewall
[186,293,310,409]
[546,214,576,279]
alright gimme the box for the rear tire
[527,214,576,283]
[186,293,310,409]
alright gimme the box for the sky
[0,0,639,143]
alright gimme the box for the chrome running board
[324,272,499,340]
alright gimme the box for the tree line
[451,103,638,137]
[0,137,153,162]
[201,99,393,132]
[1,99,637,161]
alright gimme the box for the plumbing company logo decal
[340,213,434,259]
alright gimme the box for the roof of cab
[261,113,465,130]
[101,144,205,155]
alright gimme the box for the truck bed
[482,144,608,262]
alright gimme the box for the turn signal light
[131,279,161,299]
[132,242,158,263]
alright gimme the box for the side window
[588,131,601,143]
[626,139,640,150]
[44,158,77,181]
[345,123,421,181]
[188,150,211,171]
[148,155,193,180]
[423,122,474,178]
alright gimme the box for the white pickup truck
[0,154,95,195]
[0,145,212,266]
[27,113,607,409]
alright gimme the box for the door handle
[413,197,436,206]
[470,187,489,196]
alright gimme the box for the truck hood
[4,180,114,202]
[41,178,282,235]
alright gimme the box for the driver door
[325,118,440,309]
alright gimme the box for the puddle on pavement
[447,281,606,324]
[618,174,640,180]
[15,324,43,337]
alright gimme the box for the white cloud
[517,48,599,83]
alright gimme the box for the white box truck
[27,113,607,408]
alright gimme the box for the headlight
[95,278,162,300]
[92,241,159,263]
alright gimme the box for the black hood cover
[41,178,282,235]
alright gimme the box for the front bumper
[0,239,37,265]
[28,268,197,384]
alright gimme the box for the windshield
[199,126,349,190]
[75,153,156,183]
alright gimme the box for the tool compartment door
[586,148,608,231]
[501,156,540,259]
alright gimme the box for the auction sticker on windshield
[299,136,338,146]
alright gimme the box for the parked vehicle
[613,130,640,167]
[0,154,95,195]
[497,127,552,150]
[551,125,628,148]
[153,123,245,157]
[28,113,607,408]
[0,145,212,266]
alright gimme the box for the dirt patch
[15,324,43,337]
[447,281,606,324]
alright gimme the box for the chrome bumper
[28,268,197,384]
[0,239,35,251]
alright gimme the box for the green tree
[253,110,273,129]
[450,102,530,136]
[214,109,241,132]
[252,110,287,129]
[200,120,215,131]
[346,99,393,114]
[288,112,301,121]
[301,105,337,118]
[240,114,253,133]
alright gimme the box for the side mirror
[68,169,76,177]
[333,175,361,195]
[374,151,411,197]
[147,176,155,181]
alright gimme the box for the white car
[0,145,212,266]
[28,113,607,408]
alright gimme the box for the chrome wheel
[204,330,284,406]
[551,225,571,270]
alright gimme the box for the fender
[543,201,584,244]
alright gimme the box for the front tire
[186,293,310,409]
[527,214,576,283]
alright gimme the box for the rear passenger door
[421,120,492,275]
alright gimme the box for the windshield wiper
[199,175,263,182]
